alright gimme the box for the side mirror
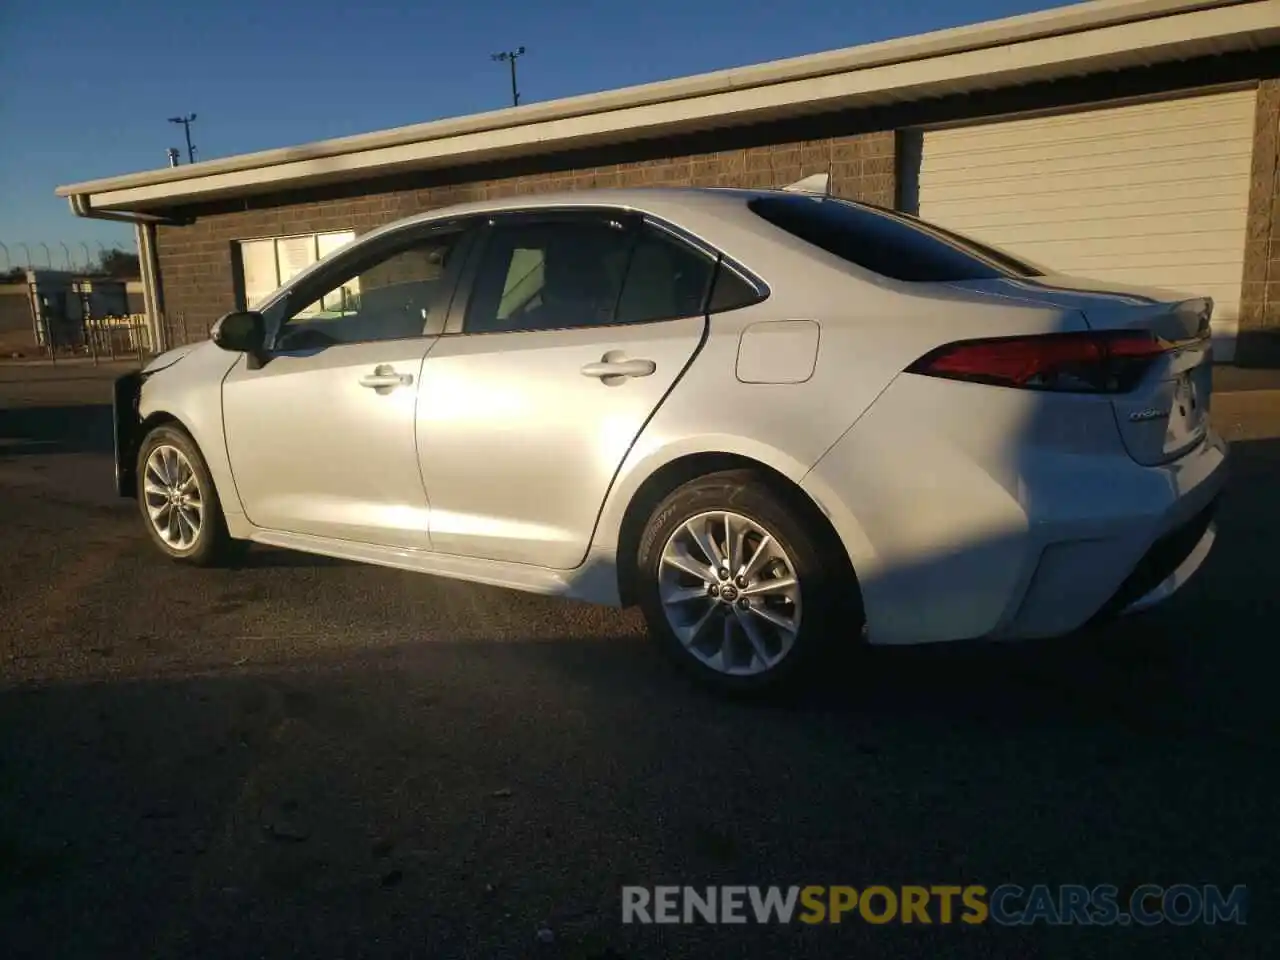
[211,310,267,368]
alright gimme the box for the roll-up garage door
[914,89,1256,360]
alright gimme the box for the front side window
[273,230,464,350]
[748,195,1043,282]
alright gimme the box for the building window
[236,230,355,311]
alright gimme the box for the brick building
[56,0,1280,362]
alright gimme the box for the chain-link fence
[155,311,212,350]
[38,313,151,365]
[33,311,212,364]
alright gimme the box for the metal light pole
[168,114,198,163]
[59,242,72,271]
[491,47,526,107]
[0,242,9,272]
[79,242,92,271]
[18,243,31,268]
[38,243,52,268]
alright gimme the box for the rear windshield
[747,194,1043,282]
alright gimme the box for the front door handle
[580,353,657,382]
[358,365,414,390]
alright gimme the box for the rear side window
[707,263,765,313]
[462,217,633,334]
[615,226,716,324]
[747,195,1041,282]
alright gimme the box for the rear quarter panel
[591,252,1088,560]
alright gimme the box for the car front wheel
[136,424,241,566]
[635,469,853,695]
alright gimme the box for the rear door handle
[580,355,656,380]
[358,365,414,390]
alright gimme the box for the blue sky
[0,0,1068,263]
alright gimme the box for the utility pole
[491,47,526,107]
[168,114,198,163]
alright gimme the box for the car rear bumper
[995,430,1227,639]
[802,379,1229,645]
[1114,511,1217,617]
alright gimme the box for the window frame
[443,206,770,336]
[260,218,482,352]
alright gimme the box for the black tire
[635,469,859,696]
[136,423,244,567]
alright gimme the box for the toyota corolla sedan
[113,187,1226,693]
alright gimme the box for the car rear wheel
[136,424,242,566]
[636,469,853,695]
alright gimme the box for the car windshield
[747,194,1044,282]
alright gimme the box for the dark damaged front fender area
[112,371,144,498]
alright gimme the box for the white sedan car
[114,188,1226,693]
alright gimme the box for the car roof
[255,187,809,312]
[362,186,787,237]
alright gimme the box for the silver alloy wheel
[143,444,204,551]
[657,510,803,676]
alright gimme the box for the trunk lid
[947,275,1214,466]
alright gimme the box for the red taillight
[906,331,1168,393]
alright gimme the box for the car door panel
[223,340,435,549]
[416,317,705,568]
[219,222,475,550]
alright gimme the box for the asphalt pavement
[0,359,1275,958]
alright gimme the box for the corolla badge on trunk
[1129,408,1164,422]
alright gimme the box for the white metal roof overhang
[55,0,1280,215]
